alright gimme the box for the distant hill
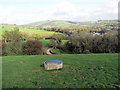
[27,20,81,27]
[27,20,118,28]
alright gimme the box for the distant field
[0,25,14,33]
[0,24,60,40]
[19,29,58,38]
[2,54,118,88]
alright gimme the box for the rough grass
[2,54,118,88]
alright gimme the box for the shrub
[0,41,7,56]
[2,41,23,56]
[22,40,43,55]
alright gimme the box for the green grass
[19,29,58,37]
[51,49,62,53]
[2,54,118,88]
[40,40,50,48]
[0,24,61,40]
[0,24,15,32]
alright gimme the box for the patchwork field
[2,54,118,88]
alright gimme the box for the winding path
[46,48,53,55]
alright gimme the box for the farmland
[1,21,119,88]
[0,24,61,40]
[0,0,119,88]
[2,54,118,88]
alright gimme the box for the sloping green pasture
[0,24,60,40]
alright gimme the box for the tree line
[43,27,119,54]
[60,31,119,54]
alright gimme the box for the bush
[22,40,43,55]
[2,41,23,56]
[0,41,7,56]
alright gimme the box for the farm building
[44,60,63,70]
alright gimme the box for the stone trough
[44,60,63,70]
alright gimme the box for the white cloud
[0,0,118,24]
[46,1,118,21]
[0,6,15,18]
[90,1,118,20]
[0,6,16,24]
[53,1,76,14]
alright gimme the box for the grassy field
[51,49,66,54]
[40,40,50,48]
[51,49,62,54]
[0,24,60,40]
[2,54,118,88]
[19,29,57,38]
[1,29,59,40]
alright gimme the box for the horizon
[0,0,118,25]
[0,19,118,26]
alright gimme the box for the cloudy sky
[0,0,119,25]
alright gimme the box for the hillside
[27,20,81,27]
[0,24,61,40]
[27,20,118,28]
